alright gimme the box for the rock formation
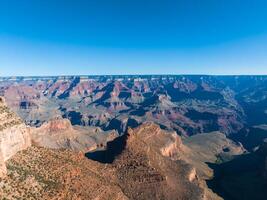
[1,75,267,199]
[87,122,222,200]
[0,97,31,176]
[0,121,222,199]
[30,118,119,152]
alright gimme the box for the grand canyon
[0,75,267,199]
[2,0,267,199]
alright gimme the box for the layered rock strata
[0,97,31,176]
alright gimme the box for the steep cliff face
[0,97,31,176]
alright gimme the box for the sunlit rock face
[0,97,31,176]
[0,121,224,199]
[86,122,222,200]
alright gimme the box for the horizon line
[1,74,267,78]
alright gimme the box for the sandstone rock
[30,118,119,152]
[0,117,222,199]
[0,97,31,176]
[87,122,221,200]
[0,124,31,161]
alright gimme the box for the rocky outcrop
[0,97,31,176]
[0,111,225,200]
[0,124,31,162]
[30,118,118,152]
[33,118,74,133]
[87,122,221,199]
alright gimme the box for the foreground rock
[1,122,221,200]
[0,97,31,176]
[87,122,221,200]
[0,146,128,200]
[111,123,205,200]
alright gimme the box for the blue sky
[0,0,267,76]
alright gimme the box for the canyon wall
[0,97,31,176]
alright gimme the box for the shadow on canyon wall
[207,152,267,200]
[85,133,128,163]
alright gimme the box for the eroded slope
[1,122,222,200]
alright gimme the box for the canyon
[0,99,221,199]
[0,75,267,199]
